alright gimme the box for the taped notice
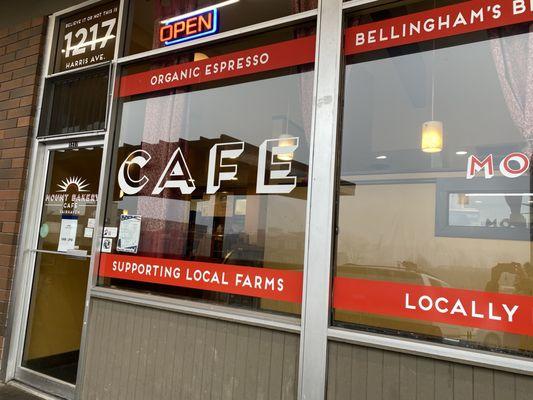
[58,216,78,252]
[117,215,141,253]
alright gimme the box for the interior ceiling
[0,0,89,29]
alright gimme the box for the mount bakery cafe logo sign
[45,176,98,215]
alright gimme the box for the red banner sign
[99,253,303,303]
[333,277,533,336]
[119,36,316,97]
[345,0,533,55]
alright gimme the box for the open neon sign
[159,8,219,46]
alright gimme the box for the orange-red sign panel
[333,277,533,336]
[345,0,533,56]
[99,253,303,303]
[100,253,533,335]
[119,36,316,97]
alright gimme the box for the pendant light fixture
[421,120,443,153]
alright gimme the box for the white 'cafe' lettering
[118,138,299,196]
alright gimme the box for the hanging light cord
[431,46,435,120]
[431,0,436,121]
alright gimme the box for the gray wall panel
[328,341,533,400]
[82,299,300,400]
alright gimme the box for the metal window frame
[4,0,533,399]
[297,0,344,398]
[324,0,533,382]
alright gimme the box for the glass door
[16,142,103,398]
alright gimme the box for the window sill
[90,286,301,334]
[328,326,533,376]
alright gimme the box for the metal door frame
[9,140,105,400]
[1,1,121,397]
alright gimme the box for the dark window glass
[39,68,109,136]
[334,0,533,358]
[99,25,315,316]
[125,0,317,56]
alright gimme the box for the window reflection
[335,0,533,357]
[101,65,313,316]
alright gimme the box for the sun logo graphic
[57,176,90,193]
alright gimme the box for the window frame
[325,0,533,380]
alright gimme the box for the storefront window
[334,0,533,357]
[98,25,315,316]
[125,0,318,56]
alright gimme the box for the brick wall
[0,17,46,365]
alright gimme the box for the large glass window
[98,25,315,316]
[125,0,317,56]
[334,0,533,357]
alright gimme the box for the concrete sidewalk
[0,384,44,400]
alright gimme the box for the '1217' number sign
[55,1,119,73]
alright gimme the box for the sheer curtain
[138,0,199,257]
[490,24,533,155]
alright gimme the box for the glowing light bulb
[421,121,443,153]
[194,52,209,61]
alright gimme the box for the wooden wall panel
[81,299,299,400]
[327,341,533,400]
